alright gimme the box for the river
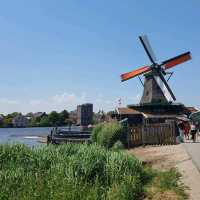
[0,127,52,146]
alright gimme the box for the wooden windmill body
[140,73,169,104]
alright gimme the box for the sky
[0,0,200,114]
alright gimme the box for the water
[0,127,52,146]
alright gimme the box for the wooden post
[141,125,144,146]
[127,125,130,149]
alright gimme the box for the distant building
[32,112,47,118]
[12,115,29,128]
[184,107,199,117]
[0,114,4,123]
[69,110,77,124]
[77,103,93,126]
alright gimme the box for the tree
[48,111,60,126]
[7,112,21,118]
[107,110,116,116]
[60,110,69,124]
[39,116,50,127]
[3,117,13,128]
[1,112,21,127]
[29,116,42,127]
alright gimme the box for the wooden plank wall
[128,122,176,148]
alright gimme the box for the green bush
[91,122,126,148]
[112,140,125,150]
[91,123,104,143]
[0,143,150,200]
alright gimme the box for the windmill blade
[162,51,191,70]
[153,72,176,102]
[139,35,157,64]
[121,66,151,82]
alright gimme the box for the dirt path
[128,144,200,200]
[184,141,200,171]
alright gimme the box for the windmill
[121,35,191,105]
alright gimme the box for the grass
[144,168,188,200]
[0,143,188,200]
[0,143,150,200]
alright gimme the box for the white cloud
[0,92,137,114]
[27,93,86,113]
[51,93,77,104]
[0,98,19,105]
[0,98,21,114]
[29,100,42,106]
[0,93,86,114]
[93,95,120,112]
[127,93,141,103]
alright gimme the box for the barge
[47,127,91,144]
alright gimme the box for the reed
[0,143,149,200]
[0,144,187,200]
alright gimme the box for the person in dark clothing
[190,122,197,142]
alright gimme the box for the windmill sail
[162,52,191,70]
[121,66,151,81]
[139,35,157,64]
[153,76,175,102]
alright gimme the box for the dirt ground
[128,144,200,200]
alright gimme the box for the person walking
[183,121,190,140]
[178,122,185,143]
[190,122,197,143]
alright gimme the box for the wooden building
[116,103,189,126]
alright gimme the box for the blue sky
[0,0,199,114]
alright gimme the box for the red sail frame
[121,66,151,82]
[163,52,191,70]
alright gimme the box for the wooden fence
[127,122,176,148]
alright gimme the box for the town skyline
[0,1,200,114]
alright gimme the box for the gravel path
[128,144,200,200]
[184,140,200,171]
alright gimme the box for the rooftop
[117,107,142,115]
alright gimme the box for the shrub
[112,140,125,150]
[91,122,126,148]
[91,123,104,143]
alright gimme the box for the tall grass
[0,143,150,200]
[91,122,126,148]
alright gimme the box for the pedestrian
[183,121,190,140]
[177,122,184,143]
[195,122,199,141]
[190,122,197,143]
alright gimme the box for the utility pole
[118,98,122,121]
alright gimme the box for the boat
[47,127,91,144]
